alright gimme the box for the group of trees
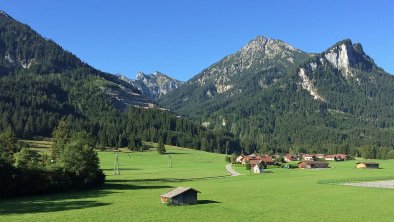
[0,122,104,198]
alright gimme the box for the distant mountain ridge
[159,36,394,154]
[117,71,183,101]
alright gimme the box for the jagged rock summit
[118,71,183,101]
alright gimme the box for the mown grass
[1,145,394,222]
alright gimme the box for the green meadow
[1,145,394,222]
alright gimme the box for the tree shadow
[164,152,188,155]
[101,183,173,190]
[109,175,227,183]
[0,181,173,215]
[101,168,141,171]
[0,200,110,215]
[197,200,221,205]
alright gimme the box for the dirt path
[226,163,241,176]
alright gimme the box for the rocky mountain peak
[136,71,146,80]
[0,10,11,18]
[324,39,373,76]
[116,71,183,101]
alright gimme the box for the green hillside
[1,146,394,221]
[0,11,237,151]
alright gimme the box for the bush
[156,141,166,154]
[245,161,251,170]
[225,156,231,163]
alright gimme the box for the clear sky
[1,0,393,81]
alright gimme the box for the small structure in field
[298,161,329,169]
[356,162,380,169]
[252,164,264,173]
[160,187,200,205]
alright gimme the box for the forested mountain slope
[160,36,394,155]
[0,10,239,152]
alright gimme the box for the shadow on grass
[198,200,221,205]
[109,175,227,183]
[164,152,188,155]
[101,168,141,171]
[0,200,110,215]
[0,182,173,215]
[101,183,173,190]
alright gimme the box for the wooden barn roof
[160,187,200,198]
[298,161,329,165]
[356,162,379,165]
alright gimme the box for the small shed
[160,187,200,205]
[298,161,329,169]
[252,163,264,173]
[356,162,379,169]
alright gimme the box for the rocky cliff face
[118,71,183,101]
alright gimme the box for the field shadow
[102,183,173,190]
[101,168,141,171]
[109,175,227,183]
[0,200,109,215]
[0,181,172,215]
[0,189,114,215]
[165,152,188,155]
[198,200,221,205]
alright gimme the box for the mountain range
[1,9,394,156]
[159,36,394,154]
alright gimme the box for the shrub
[245,161,251,170]
[157,141,166,154]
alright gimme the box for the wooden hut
[160,187,200,205]
[356,162,379,169]
[298,161,329,169]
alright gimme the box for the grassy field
[1,145,394,221]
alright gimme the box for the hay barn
[160,187,200,205]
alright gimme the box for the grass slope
[1,146,394,221]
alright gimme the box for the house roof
[303,154,316,157]
[249,159,262,166]
[260,155,274,163]
[356,162,379,165]
[298,161,329,165]
[160,187,200,198]
[325,154,348,158]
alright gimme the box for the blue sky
[1,0,393,81]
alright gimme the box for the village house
[241,155,259,164]
[356,162,380,169]
[260,155,275,165]
[324,154,348,161]
[315,154,325,159]
[302,154,318,161]
[298,161,329,169]
[160,187,200,205]
[248,159,264,173]
[284,154,298,162]
[236,156,244,164]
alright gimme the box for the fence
[318,176,394,189]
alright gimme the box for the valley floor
[1,146,394,221]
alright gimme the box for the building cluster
[236,153,352,173]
